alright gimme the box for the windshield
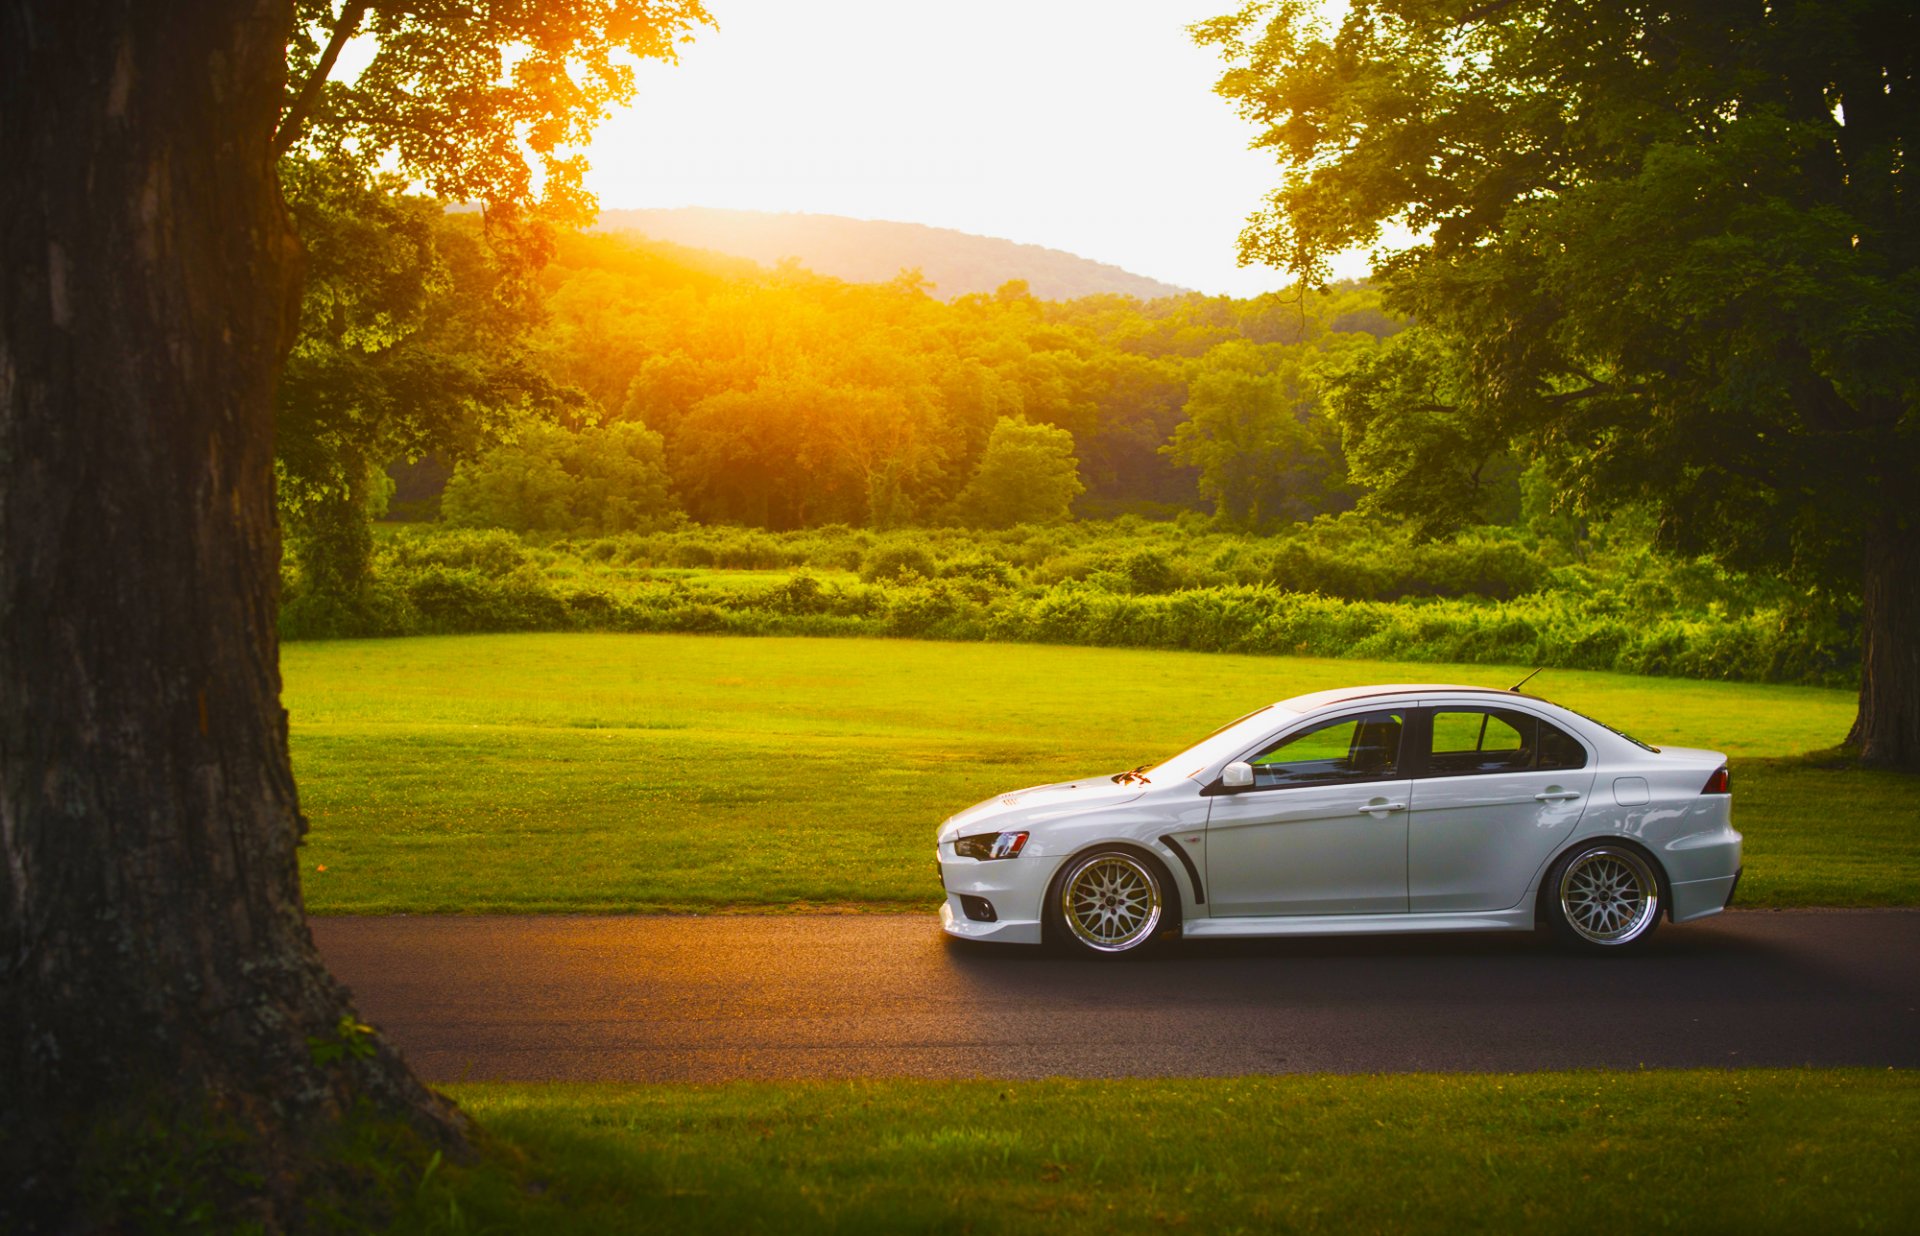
[1142,705,1294,782]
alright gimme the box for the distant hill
[593,207,1190,302]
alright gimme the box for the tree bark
[1,2,464,1227]
[1850,507,1920,771]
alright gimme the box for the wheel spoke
[1063,856,1162,952]
[1558,848,1657,946]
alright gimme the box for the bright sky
[583,0,1358,297]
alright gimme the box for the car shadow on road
[933,913,1906,1022]
[940,921,1784,965]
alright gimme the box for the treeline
[283,518,1858,689]
[418,228,1398,533]
[274,194,1859,692]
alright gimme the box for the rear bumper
[1662,825,1742,922]
[1671,871,1740,922]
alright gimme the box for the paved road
[312,910,1920,1082]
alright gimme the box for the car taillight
[1702,767,1730,795]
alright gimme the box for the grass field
[376,1071,1919,1232]
[286,632,1918,913]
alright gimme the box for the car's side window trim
[1408,704,1593,779]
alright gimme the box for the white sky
[583,0,1368,296]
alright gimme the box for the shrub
[280,521,1856,688]
[442,422,678,535]
[861,542,938,583]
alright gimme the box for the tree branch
[1542,381,1646,405]
[273,1,368,156]
[1457,0,1523,27]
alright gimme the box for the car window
[1424,708,1588,775]
[1245,710,1404,788]
[1536,718,1589,770]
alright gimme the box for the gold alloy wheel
[1558,846,1661,945]
[1060,852,1163,953]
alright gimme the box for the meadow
[372,1071,1920,1233]
[287,632,1916,914]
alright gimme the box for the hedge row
[282,526,1857,687]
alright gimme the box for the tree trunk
[1850,507,1920,771]
[0,2,465,1228]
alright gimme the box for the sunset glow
[582,0,1321,296]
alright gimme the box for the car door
[1406,705,1596,912]
[1205,709,1411,917]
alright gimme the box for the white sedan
[936,684,1741,956]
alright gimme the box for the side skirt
[1182,908,1536,939]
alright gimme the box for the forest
[276,197,1849,691]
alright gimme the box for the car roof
[1274,684,1553,713]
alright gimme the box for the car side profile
[935,685,1741,957]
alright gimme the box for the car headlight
[953,830,1029,860]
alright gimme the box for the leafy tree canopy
[442,420,675,534]
[278,156,577,601]
[955,415,1087,528]
[1200,0,1917,764]
[279,0,712,228]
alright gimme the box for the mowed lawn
[392,1071,1918,1233]
[286,633,1918,914]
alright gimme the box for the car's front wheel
[1049,848,1169,958]
[1546,842,1663,952]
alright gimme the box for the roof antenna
[1509,667,1544,693]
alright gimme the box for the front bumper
[936,847,1060,946]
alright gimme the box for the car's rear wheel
[1546,842,1662,952]
[1049,848,1168,958]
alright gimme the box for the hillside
[594,207,1190,301]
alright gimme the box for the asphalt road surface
[312,910,1920,1082]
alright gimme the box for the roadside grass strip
[385,1070,1919,1233]
[286,633,1918,914]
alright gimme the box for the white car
[936,684,1741,956]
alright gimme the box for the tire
[1047,848,1171,958]
[1545,842,1663,953]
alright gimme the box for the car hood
[938,778,1148,843]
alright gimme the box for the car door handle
[1535,790,1582,802]
[1357,801,1407,813]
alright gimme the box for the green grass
[384,1071,1919,1233]
[285,632,1917,913]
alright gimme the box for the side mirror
[1221,761,1254,789]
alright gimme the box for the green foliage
[281,0,713,230]
[273,0,712,610]
[276,157,576,607]
[442,421,677,535]
[306,1016,378,1067]
[859,542,938,583]
[1198,0,1917,589]
[513,230,1410,529]
[282,518,1854,689]
[1165,338,1357,527]
[954,416,1086,528]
